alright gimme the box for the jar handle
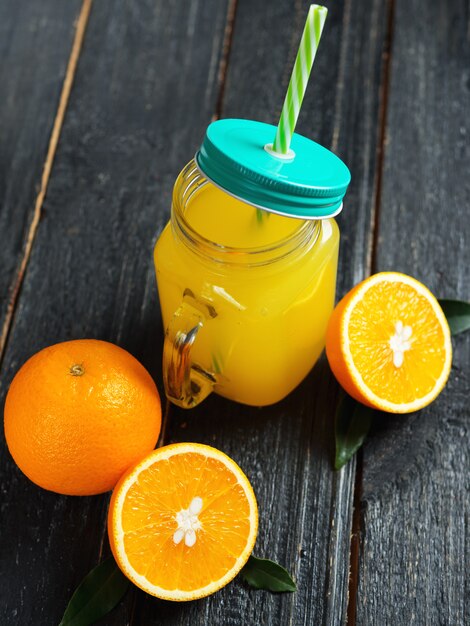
[163,290,216,409]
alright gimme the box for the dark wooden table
[1,1,469,624]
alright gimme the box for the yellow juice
[154,167,339,407]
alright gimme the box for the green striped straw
[272,5,328,155]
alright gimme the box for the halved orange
[326,272,452,413]
[108,443,258,601]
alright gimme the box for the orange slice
[326,272,452,413]
[108,443,258,601]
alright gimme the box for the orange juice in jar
[154,120,350,408]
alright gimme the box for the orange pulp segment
[326,272,452,413]
[108,443,258,601]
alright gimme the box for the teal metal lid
[195,119,351,219]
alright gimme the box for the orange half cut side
[326,272,452,413]
[108,443,258,601]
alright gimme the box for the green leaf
[59,556,130,626]
[239,556,296,592]
[335,392,375,470]
[438,299,470,336]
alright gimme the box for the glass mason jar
[154,120,350,409]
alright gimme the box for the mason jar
[154,119,350,408]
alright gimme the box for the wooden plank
[356,0,470,624]
[0,0,231,624]
[138,1,392,625]
[0,0,83,353]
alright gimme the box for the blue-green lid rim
[195,119,351,219]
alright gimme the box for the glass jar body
[154,161,339,408]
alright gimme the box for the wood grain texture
[0,0,83,354]
[0,0,231,624]
[356,0,470,624]
[135,1,392,625]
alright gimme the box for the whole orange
[4,339,161,496]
